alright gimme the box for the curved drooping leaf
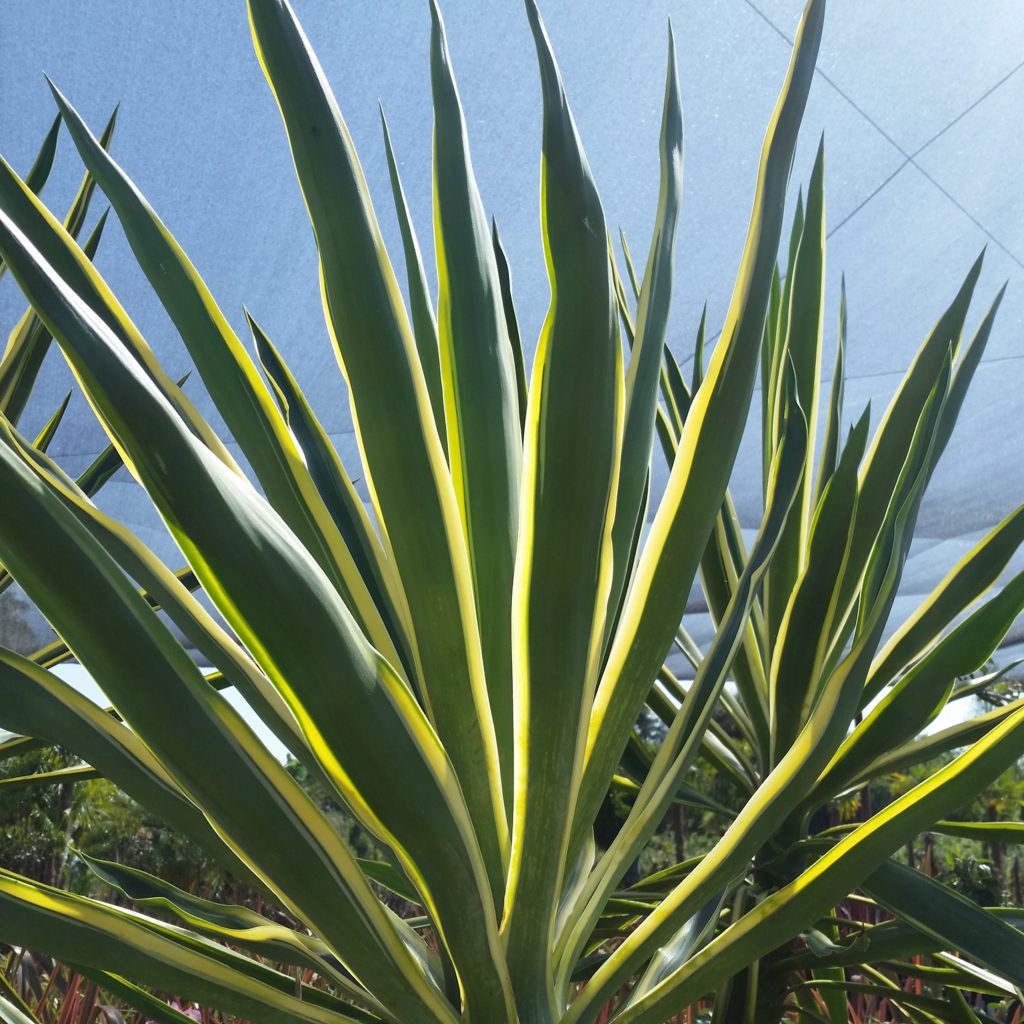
[9,430,311,766]
[0,871,372,1024]
[73,970,300,1024]
[78,852,383,1011]
[0,645,250,882]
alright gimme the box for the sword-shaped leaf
[48,85,403,675]
[491,219,529,429]
[575,0,825,864]
[79,852,385,1010]
[764,138,824,647]
[430,0,522,794]
[248,312,417,690]
[501,4,623,1019]
[247,0,508,895]
[380,108,446,450]
[605,25,683,631]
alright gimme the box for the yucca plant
[1,1,1024,1022]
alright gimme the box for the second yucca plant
[2,1,1024,1022]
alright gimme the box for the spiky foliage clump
[2,2,1024,1023]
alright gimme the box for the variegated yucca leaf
[1,1,1022,1022]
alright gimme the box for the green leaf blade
[502,3,624,1018]
[429,0,523,800]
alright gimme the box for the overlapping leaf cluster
[1,1,1023,1022]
